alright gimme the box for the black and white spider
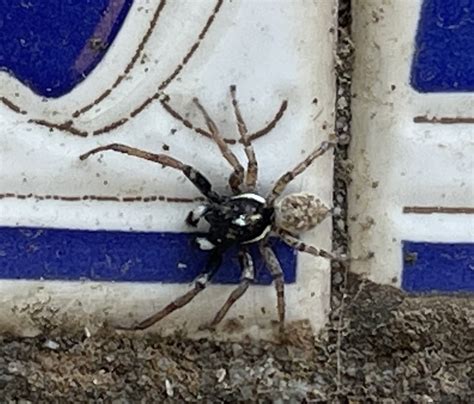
[80,85,340,332]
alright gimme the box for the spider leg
[160,96,214,140]
[199,246,255,331]
[186,205,208,227]
[79,143,221,203]
[192,97,245,194]
[229,85,258,191]
[277,229,347,261]
[248,99,288,143]
[162,94,288,146]
[267,141,335,205]
[259,238,286,333]
[117,249,224,331]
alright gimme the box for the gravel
[0,274,472,402]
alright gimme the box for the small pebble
[216,368,226,383]
[165,379,174,397]
[345,366,357,377]
[43,340,60,350]
[332,272,343,285]
[337,133,351,145]
[7,361,24,375]
[232,343,243,357]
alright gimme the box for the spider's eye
[274,192,330,233]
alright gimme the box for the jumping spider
[80,85,340,332]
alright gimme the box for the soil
[0,274,472,402]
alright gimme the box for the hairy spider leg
[192,97,245,194]
[199,247,255,330]
[160,90,288,191]
[247,99,288,143]
[117,248,224,331]
[79,143,222,203]
[160,96,214,140]
[277,229,373,262]
[229,85,258,191]
[259,238,286,333]
[161,94,288,145]
[277,229,344,261]
[267,141,335,205]
[160,94,245,193]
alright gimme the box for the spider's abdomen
[204,193,274,247]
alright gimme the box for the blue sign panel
[402,241,474,292]
[0,226,297,284]
[0,0,133,97]
[411,0,474,92]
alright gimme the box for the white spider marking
[196,273,210,286]
[233,215,247,226]
[196,237,215,251]
[231,193,266,204]
[189,205,207,224]
[233,213,263,227]
[242,256,255,280]
[242,224,271,244]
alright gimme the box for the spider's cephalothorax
[79,85,337,332]
[190,193,274,250]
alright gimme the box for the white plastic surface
[0,0,337,337]
[349,0,474,286]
